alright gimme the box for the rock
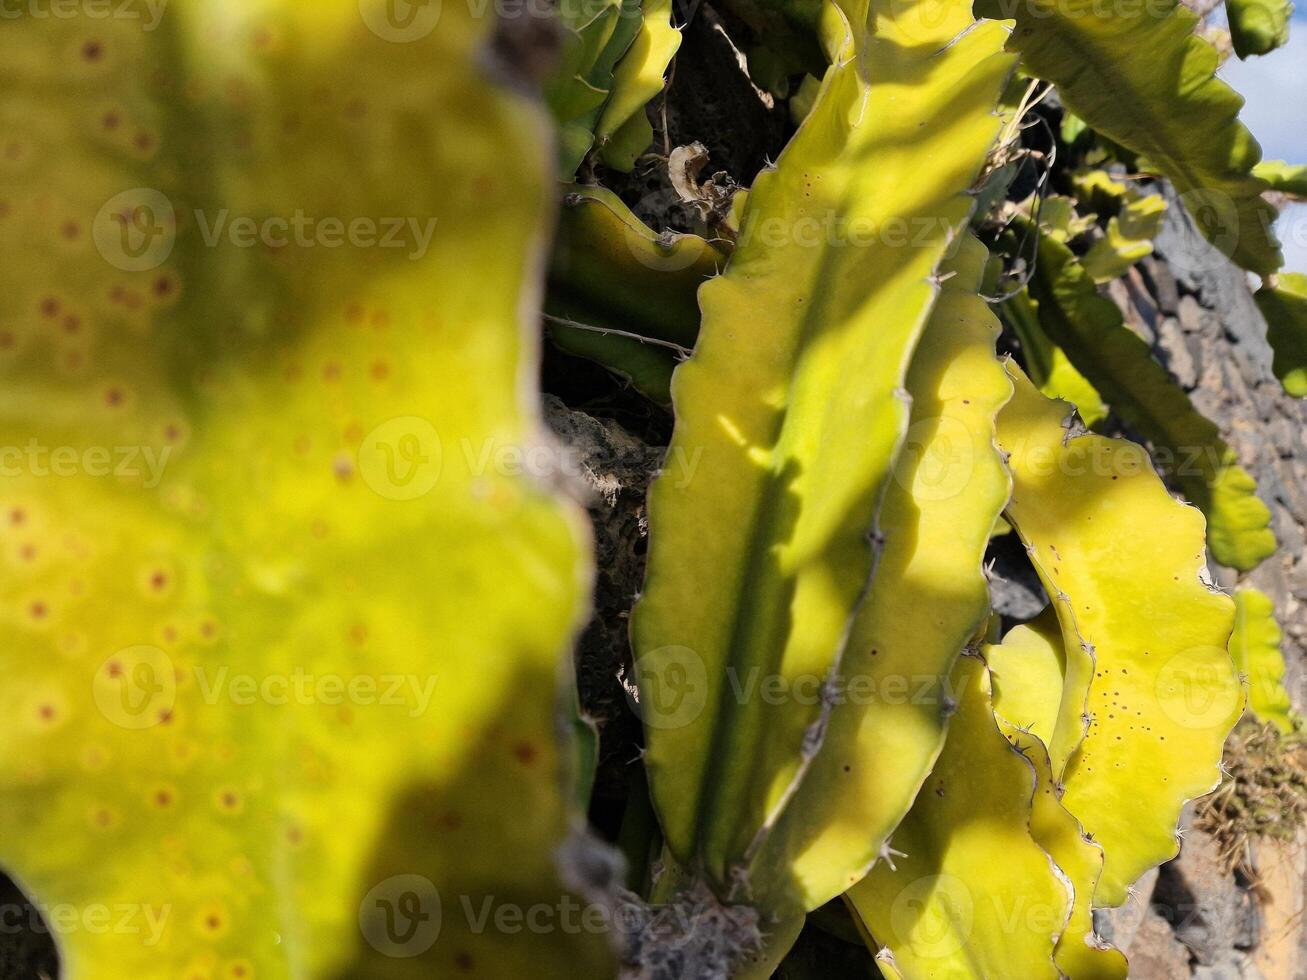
[1153,827,1259,966]
[1190,951,1266,980]
[1126,906,1194,980]
[1095,867,1160,952]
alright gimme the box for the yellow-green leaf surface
[630,0,1014,906]
[1001,287,1108,427]
[545,0,644,176]
[753,237,1013,913]
[1027,226,1277,571]
[1227,0,1292,58]
[1254,272,1307,397]
[595,0,682,171]
[978,0,1283,274]
[1082,193,1167,284]
[1254,159,1307,198]
[1231,588,1295,732]
[988,621,1129,980]
[997,365,1241,906]
[846,655,1070,980]
[546,185,724,401]
[0,3,612,977]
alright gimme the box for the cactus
[1254,160,1307,198]
[545,185,723,402]
[845,653,1078,979]
[978,0,1282,275]
[630,0,1014,923]
[1226,0,1292,58]
[1022,223,1277,571]
[987,611,1130,978]
[0,2,607,975]
[1254,272,1307,398]
[752,235,1013,913]
[1229,588,1296,733]
[995,364,1241,905]
[3,0,1298,974]
[546,0,680,177]
[1080,191,1167,284]
[999,287,1108,427]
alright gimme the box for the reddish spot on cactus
[104,387,126,408]
[454,952,475,972]
[61,220,81,241]
[28,600,48,620]
[102,110,121,131]
[513,742,539,765]
[81,40,104,62]
[39,296,60,318]
[153,272,180,300]
[216,789,242,812]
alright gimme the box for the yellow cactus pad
[755,237,1013,913]
[1027,228,1277,571]
[0,2,610,976]
[997,365,1241,907]
[847,655,1070,980]
[1254,271,1307,398]
[630,0,1014,906]
[1230,588,1295,733]
[988,622,1129,980]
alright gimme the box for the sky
[1217,9,1307,273]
